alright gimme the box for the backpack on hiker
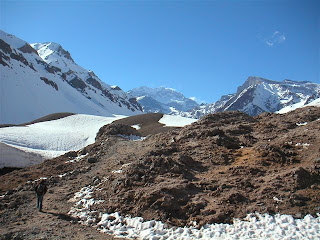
[35,180,48,196]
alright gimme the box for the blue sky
[1,0,319,103]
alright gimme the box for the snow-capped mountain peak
[32,42,74,64]
[0,30,142,124]
[128,86,199,114]
[186,76,320,118]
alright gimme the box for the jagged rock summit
[0,30,142,124]
[32,42,75,64]
[187,76,320,118]
[128,86,199,114]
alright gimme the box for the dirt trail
[0,138,131,240]
[0,178,117,240]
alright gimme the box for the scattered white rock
[131,124,141,130]
[68,186,104,225]
[273,196,283,203]
[65,154,88,163]
[295,143,310,148]
[296,122,308,126]
[118,134,146,141]
[112,163,132,174]
[58,173,68,178]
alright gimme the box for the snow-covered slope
[128,86,199,114]
[187,76,320,118]
[0,30,142,124]
[0,114,126,167]
[0,113,197,168]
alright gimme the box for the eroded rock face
[18,43,39,55]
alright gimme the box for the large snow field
[0,114,127,167]
[69,186,320,240]
[0,113,197,168]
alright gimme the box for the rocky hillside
[128,86,199,114]
[0,30,142,124]
[1,107,319,238]
[187,76,320,118]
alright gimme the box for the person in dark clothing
[34,179,48,212]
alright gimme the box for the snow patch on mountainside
[277,97,320,114]
[307,98,320,107]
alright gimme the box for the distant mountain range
[128,77,320,118]
[0,30,142,124]
[184,76,320,118]
[1,30,319,124]
[127,86,199,114]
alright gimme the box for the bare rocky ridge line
[0,108,319,238]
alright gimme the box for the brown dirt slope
[0,107,319,238]
[93,107,320,226]
[113,112,179,136]
[0,139,125,239]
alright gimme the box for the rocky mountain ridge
[0,30,142,124]
[128,77,320,119]
[186,76,320,118]
[128,86,199,114]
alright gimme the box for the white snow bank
[69,186,320,240]
[159,115,197,127]
[0,142,43,168]
[0,114,127,168]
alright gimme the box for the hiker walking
[34,179,48,212]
